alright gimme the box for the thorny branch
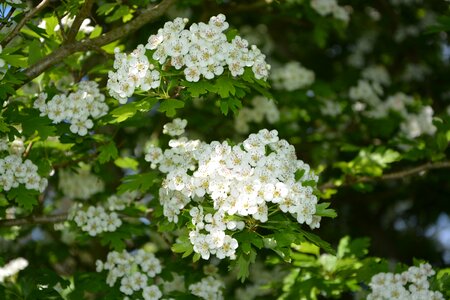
[0,213,68,227]
[23,0,176,81]
[319,160,450,190]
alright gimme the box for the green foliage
[8,187,39,211]
[0,0,448,299]
[117,172,158,194]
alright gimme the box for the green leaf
[213,76,236,98]
[222,98,242,115]
[337,236,370,259]
[182,80,214,97]
[20,115,56,140]
[107,97,158,123]
[100,231,127,251]
[301,230,336,255]
[0,84,16,101]
[3,54,28,67]
[0,194,9,206]
[43,16,59,36]
[232,249,257,282]
[315,202,337,218]
[89,26,102,39]
[436,132,448,152]
[105,5,130,23]
[96,3,117,15]
[114,157,139,170]
[158,99,184,117]
[117,172,158,194]
[0,116,10,133]
[28,39,43,65]
[172,235,194,258]
[97,142,118,164]
[8,187,39,211]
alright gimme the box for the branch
[319,160,450,190]
[24,0,175,81]
[1,0,51,48]
[65,0,94,43]
[0,213,68,227]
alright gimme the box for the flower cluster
[234,96,280,134]
[163,118,187,136]
[146,14,270,81]
[270,61,315,91]
[310,0,350,23]
[348,76,437,138]
[400,106,436,139]
[367,263,444,300]
[0,150,47,192]
[320,99,342,117]
[58,166,104,200]
[106,191,138,211]
[73,205,122,236]
[145,122,321,260]
[71,191,138,236]
[401,63,431,82]
[189,276,224,300]
[107,14,270,103]
[361,65,391,86]
[349,79,383,113]
[107,45,161,104]
[347,32,377,68]
[96,250,163,299]
[0,258,28,283]
[34,81,108,136]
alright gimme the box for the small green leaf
[89,26,103,39]
[114,157,139,170]
[158,99,184,117]
[28,39,43,65]
[117,172,158,194]
[301,230,336,255]
[97,3,117,15]
[19,114,56,140]
[43,16,59,37]
[97,142,118,164]
[233,249,257,282]
[182,80,214,97]
[172,235,194,258]
[220,98,242,116]
[105,5,130,23]
[100,231,127,251]
[213,76,236,98]
[0,116,10,133]
[8,187,39,211]
[315,202,337,218]
[3,54,28,67]
[106,97,158,123]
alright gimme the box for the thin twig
[0,213,68,227]
[1,0,51,48]
[23,0,175,81]
[319,160,450,190]
[65,0,95,43]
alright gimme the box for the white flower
[142,285,162,300]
